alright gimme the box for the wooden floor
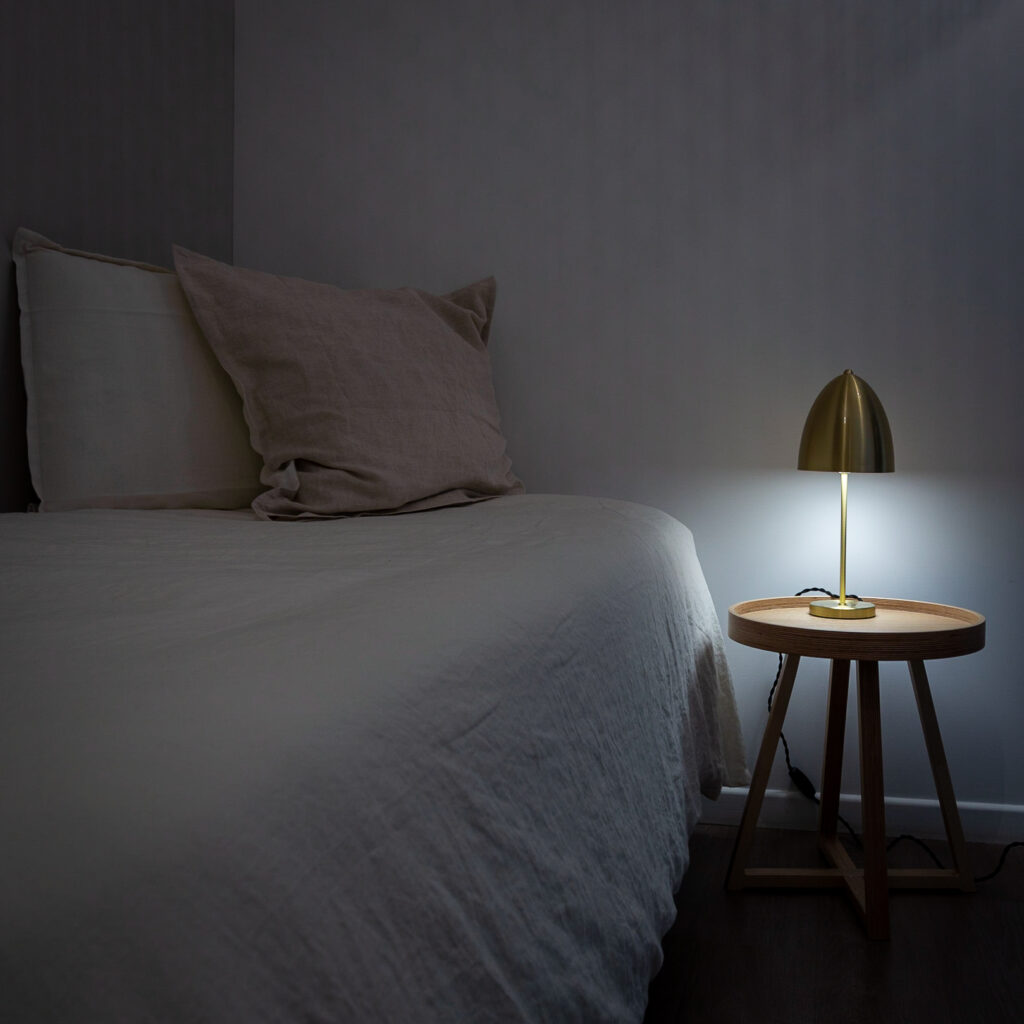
[644,824,1024,1024]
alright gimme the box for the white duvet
[0,493,745,1022]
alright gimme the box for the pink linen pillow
[173,247,523,519]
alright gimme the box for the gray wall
[235,1,1023,838]
[0,0,235,511]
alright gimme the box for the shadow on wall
[0,1,235,512]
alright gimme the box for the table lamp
[798,369,894,619]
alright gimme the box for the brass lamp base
[809,599,876,620]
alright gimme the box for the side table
[726,596,985,940]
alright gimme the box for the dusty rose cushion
[173,247,523,519]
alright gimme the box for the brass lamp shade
[798,369,894,619]
[798,369,894,474]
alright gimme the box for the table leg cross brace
[726,656,974,941]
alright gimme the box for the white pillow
[13,229,262,511]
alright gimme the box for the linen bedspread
[0,493,745,1022]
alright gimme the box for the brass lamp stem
[809,470,873,617]
[839,471,847,607]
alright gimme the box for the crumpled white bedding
[0,493,745,1023]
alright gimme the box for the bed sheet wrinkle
[441,698,505,746]
[0,493,745,1023]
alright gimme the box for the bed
[1,231,746,1022]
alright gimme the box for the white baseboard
[701,787,1024,846]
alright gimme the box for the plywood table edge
[727,597,985,661]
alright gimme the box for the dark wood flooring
[644,824,1024,1024]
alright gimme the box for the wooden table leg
[908,660,975,892]
[727,654,801,890]
[857,660,890,940]
[818,659,850,839]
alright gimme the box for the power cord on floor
[770,587,1022,883]
[975,842,1024,883]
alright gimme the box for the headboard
[0,1,235,511]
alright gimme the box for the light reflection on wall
[678,468,1019,838]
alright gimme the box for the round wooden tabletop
[728,596,985,662]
